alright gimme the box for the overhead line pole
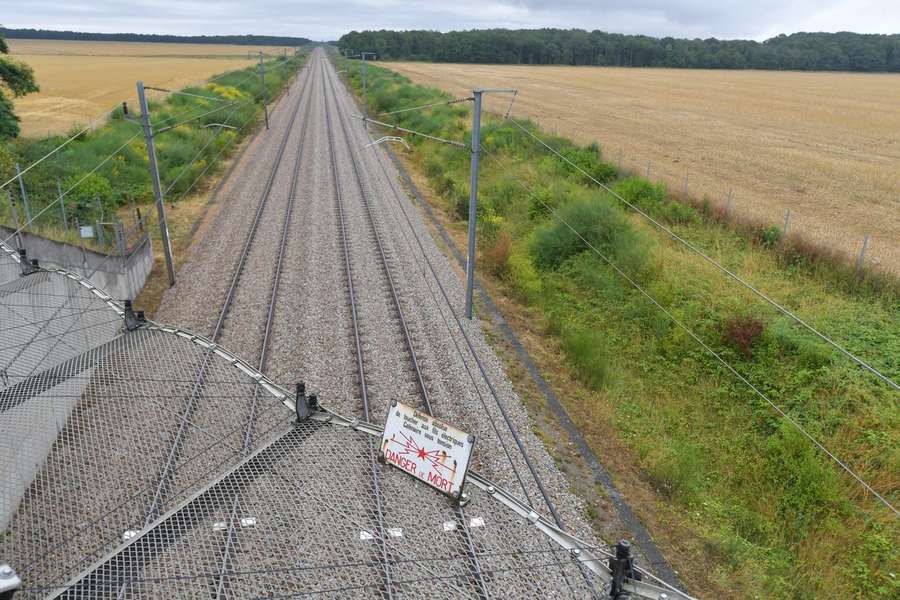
[136,80,176,287]
[359,52,376,121]
[465,87,516,319]
[259,50,269,130]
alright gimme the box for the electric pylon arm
[364,136,410,150]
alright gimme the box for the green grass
[338,55,899,599]
[1,51,307,240]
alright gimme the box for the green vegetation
[0,51,305,245]
[339,56,899,598]
[0,27,313,47]
[339,29,900,72]
[0,32,39,138]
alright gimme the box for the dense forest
[0,28,312,47]
[338,29,900,72]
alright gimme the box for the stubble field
[382,62,900,276]
[7,39,293,138]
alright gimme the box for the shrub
[61,173,115,223]
[507,245,542,303]
[613,177,667,212]
[529,196,647,273]
[764,421,843,538]
[760,225,782,247]
[646,439,706,501]
[482,232,512,278]
[722,314,765,359]
[560,146,618,184]
[560,324,612,390]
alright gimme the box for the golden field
[7,39,293,138]
[382,62,900,275]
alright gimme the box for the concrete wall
[0,226,153,300]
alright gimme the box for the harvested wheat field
[7,39,292,138]
[382,62,900,276]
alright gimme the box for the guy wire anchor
[608,539,642,599]
[17,248,39,276]
[364,136,410,151]
[122,299,147,331]
[294,382,318,423]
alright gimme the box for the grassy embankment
[339,57,898,599]
[0,50,307,311]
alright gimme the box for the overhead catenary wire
[0,103,123,191]
[360,115,468,148]
[374,96,473,117]
[505,116,899,393]
[0,131,143,247]
[478,143,899,517]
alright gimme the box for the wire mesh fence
[1,240,667,599]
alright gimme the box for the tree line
[338,29,900,72]
[1,28,312,47]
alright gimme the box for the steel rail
[323,56,492,599]
[327,55,605,598]
[211,50,318,600]
[86,56,312,600]
[320,52,396,599]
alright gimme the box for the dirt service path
[382,62,900,276]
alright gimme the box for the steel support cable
[331,75,598,600]
[324,62,491,600]
[480,145,900,518]
[505,116,899,393]
[212,56,317,600]
[14,396,292,580]
[49,421,488,600]
[161,101,246,196]
[320,53,396,599]
[79,68,297,285]
[149,57,298,129]
[374,96,473,117]
[360,115,469,148]
[0,102,122,190]
[31,544,607,596]
[0,132,143,247]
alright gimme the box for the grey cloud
[4,1,898,42]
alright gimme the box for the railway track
[320,54,492,598]
[322,53,606,599]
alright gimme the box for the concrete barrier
[0,226,153,300]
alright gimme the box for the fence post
[725,188,733,219]
[57,179,69,234]
[75,217,88,267]
[617,149,623,170]
[115,220,127,274]
[5,189,23,250]
[646,160,651,179]
[15,163,31,227]
[782,209,791,236]
[682,173,689,197]
[96,222,105,248]
[855,235,870,274]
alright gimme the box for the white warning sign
[380,401,474,497]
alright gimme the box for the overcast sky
[5,1,899,42]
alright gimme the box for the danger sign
[380,401,474,497]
